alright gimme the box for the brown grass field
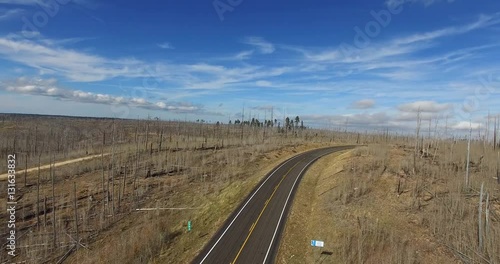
[279,143,499,264]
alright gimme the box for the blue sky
[0,0,499,132]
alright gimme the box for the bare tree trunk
[466,122,472,188]
[44,196,47,226]
[24,154,28,187]
[478,182,484,251]
[494,116,498,150]
[34,125,38,157]
[101,133,106,218]
[145,119,149,151]
[13,132,17,156]
[241,106,245,142]
[111,122,116,217]
[37,155,40,229]
[427,118,432,154]
[159,127,163,152]
[51,154,56,248]
[117,165,122,212]
[134,131,139,193]
[413,110,421,174]
[120,166,127,211]
[485,192,490,248]
[73,182,79,250]
[497,115,500,149]
[486,112,490,152]
[497,151,499,185]
[135,125,139,175]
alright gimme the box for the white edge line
[198,154,302,264]
[262,149,335,264]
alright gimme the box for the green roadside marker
[188,221,192,232]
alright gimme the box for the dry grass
[278,141,500,264]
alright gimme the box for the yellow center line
[249,222,256,232]
[231,157,306,264]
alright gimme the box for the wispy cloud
[304,112,391,128]
[1,77,201,113]
[385,0,454,9]
[271,13,500,95]
[158,42,174,49]
[452,121,481,130]
[0,8,23,20]
[351,99,375,109]
[242,37,275,54]
[255,80,273,87]
[0,0,40,5]
[250,105,275,111]
[180,64,292,89]
[0,37,147,82]
[302,13,500,66]
[398,101,453,113]
[394,13,500,45]
[0,0,91,7]
[0,35,293,89]
[233,50,253,60]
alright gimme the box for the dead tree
[51,154,56,248]
[478,182,484,251]
[111,122,116,216]
[497,152,499,185]
[466,122,472,188]
[24,154,28,187]
[494,116,498,150]
[413,110,422,174]
[73,182,79,250]
[37,155,41,229]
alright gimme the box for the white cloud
[394,13,500,45]
[398,101,452,113]
[250,105,275,111]
[395,111,450,122]
[1,77,201,113]
[234,50,254,60]
[255,80,273,87]
[0,0,39,5]
[0,37,147,82]
[0,8,23,20]
[385,0,454,8]
[351,99,375,109]
[452,121,481,130]
[158,42,174,49]
[0,0,89,7]
[301,13,500,72]
[181,64,291,89]
[304,112,391,127]
[243,37,275,54]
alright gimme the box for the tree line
[229,116,305,130]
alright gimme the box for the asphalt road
[192,146,355,264]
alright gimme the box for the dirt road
[0,153,110,181]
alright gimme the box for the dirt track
[0,153,110,181]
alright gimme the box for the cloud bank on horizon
[0,0,499,133]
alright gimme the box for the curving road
[192,146,354,264]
